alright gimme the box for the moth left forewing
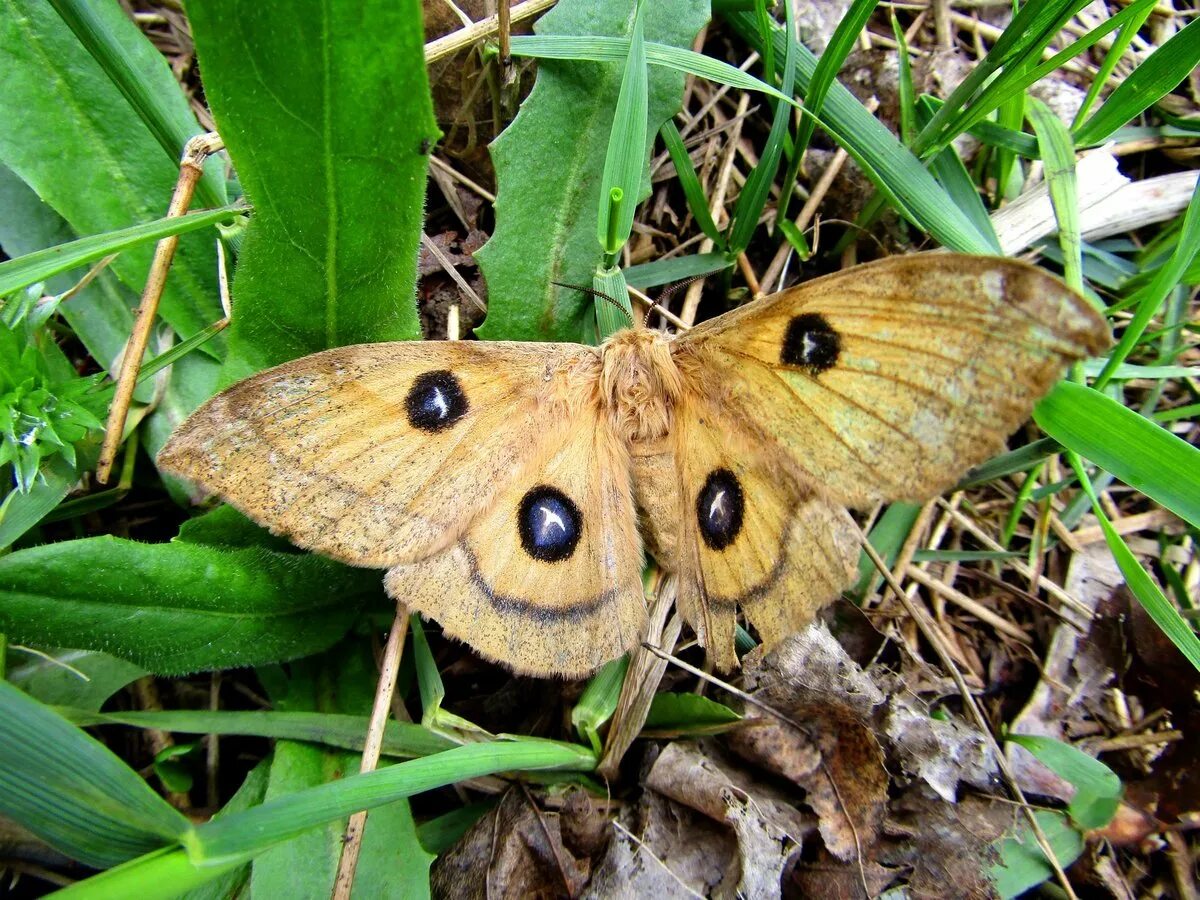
[670,393,859,670]
[386,406,646,678]
[674,254,1110,509]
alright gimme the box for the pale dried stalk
[98,132,224,483]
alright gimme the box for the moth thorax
[600,328,682,444]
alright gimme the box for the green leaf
[475,0,710,341]
[572,655,629,753]
[57,709,455,760]
[1035,381,1200,530]
[990,810,1084,899]
[175,761,270,900]
[0,162,137,369]
[186,0,440,380]
[0,679,190,868]
[45,0,227,210]
[1074,16,1200,147]
[658,120,724,246]
[191,740,597,865]
[0,535,379,674]
[597,8,648,256]
[1006,734,1122,830]
[354,797,435,900]
[1028,97,1083,290]
[643,691,741,734]
[623,251,730,288]
[7,648,146,713]
[0,205,243,304]
[0,0,223,342]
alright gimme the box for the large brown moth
[158,254,1109,677]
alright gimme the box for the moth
[158,254,1108,677]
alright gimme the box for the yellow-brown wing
[672,254,1110,508]
[670,389,859,670]
[158,341,602,567]
[386,410,646,677]
[159,339,647,677]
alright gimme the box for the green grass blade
[1073,0,1157,128]
[778,0,879,223]
[1075,16,1200,147]
[1094,174,1200,389]
[1064,451,1200,671]
[0,205,242,299]
[913,99,998,248]
[853,502,922,601]
[991,810,1084,899]
[723,11,995,254]
[912,0,1092,156]
[659,120,724,245]
[597,7,648,256]
[623,251,730,288]
[508,36,799,107]
[45,0,226,210]
[1028,98,1083,290]
[726,2,796,253]
[54,848,242,900]
[0,680,191,868]
[572,655,629,753]
[57,709,455,759]
[1035,381,1200,531]
[190,740,596,864]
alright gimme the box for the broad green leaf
[355,797,435,900]
[990,810,1084,899]
[416,802,495,855]
[1007,734,1122,830]
[0,679,190,868]
[0,0,223,342]
[1074,16,1200,147]
[1035,381,1200,530]
[7,648,146,713]
[186,0,440,380]
[0,535,379,674]
[475,0,710,341]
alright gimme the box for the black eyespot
[697,468,744,551]
[518,486,582,563]
[781,312,840,373]
[405,370,467,432]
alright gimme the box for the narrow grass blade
[1073,0,1157,128]
[624,251,730,288]
[1094,175,1200,389]
[46,0,226,210]
[660,120,724,246]
[57,709,455,759]
[0,680,191,868]
[643,692,741,736]
[191,740,596,864]
[1074,16,1200,147]
[723,11,995,254]
[597,7,648,256]
[0,205,242,299]
[914,99,998,248]
[55,848,242,900]
[1065,450,1200,671]
[1036,381,1200,530]
[778,0,879,223]
[853,502,921,601]
[727,2,797,253]
[1028,98,1083,290]
[508,36,799,107]
[572,655,629,753]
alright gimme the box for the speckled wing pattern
[666,254,1109,668]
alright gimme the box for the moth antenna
[551,280,635,328]
[643,274,710,328]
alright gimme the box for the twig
[331,608,410,900]
[425,0,556,63]
[97,132,224,483]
